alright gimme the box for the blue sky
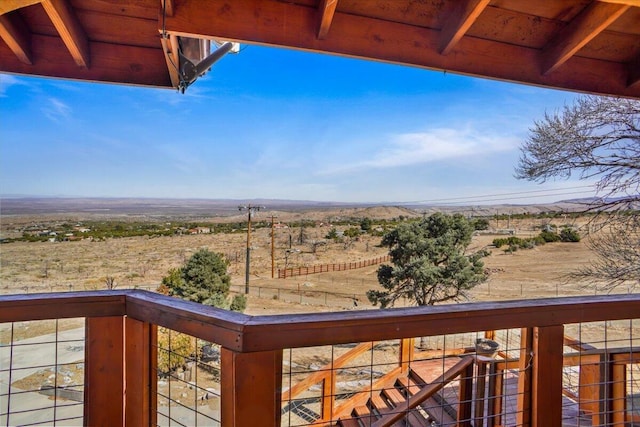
[0,44,595,204]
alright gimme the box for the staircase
[335,357,473,427]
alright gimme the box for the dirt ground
[0,214,627,314]
[2,211,637,424]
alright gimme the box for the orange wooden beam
[0,0,41,15]
[0,34,172,87]
[541,2,630,75]
[85,316,125,426]
[531,325,564,427]
[516,327,533,427]
[41,0,90,68]
[0,13,32,64]
[439,0,490,55]
[317,0,338,40]
[162,0,640,100]
[159,32,180,88]
[161,0,174,17]
[598,0,640,5]
[221,348,283,427]
[124,317,155,426]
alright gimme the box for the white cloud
[320,127,518,175]
[0,74,27,97]
[42,97,72,122]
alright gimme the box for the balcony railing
[1,290,639,426]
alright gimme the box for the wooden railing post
[399,338,414,373]
[321,370,336,419]
[124,317,156,426]
[531,325,564,427]
[517,327,534,427]
[458,360,474,427]
[221,348,283,427]
[84,316,125,426]
[607,354,628,427]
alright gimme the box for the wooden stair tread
[422,396,457,426]
[396,376,421,396]
[369,394,390,412]
[337,418,361,427]
[382,386,409,407]
[410,357,462,385]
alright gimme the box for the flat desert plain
[0,209,627,316]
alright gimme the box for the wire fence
[277,256,390,278]
[0,318,85,426]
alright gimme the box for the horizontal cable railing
[0,290,639,426]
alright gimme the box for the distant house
[189,227,211,234]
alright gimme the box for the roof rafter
[317,0,338,40]
[439,0,490,55]
[0,0,41,15]
[161,0,639,98]
[41,0,90,68]
[159,32,180,88]
[161,0,174,17]
[0,13,32,64]
[597,0,640,5]
[541,1,630,75]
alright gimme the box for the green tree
[325,228,339,240]
[360,217,372,232]
[367,213,487,309]
[161,249,245,311]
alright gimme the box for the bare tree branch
[517,95,640,291]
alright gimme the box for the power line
[426,190,598,206]
[401,185,596,206]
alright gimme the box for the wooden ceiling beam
[541,1,630,75]
[159,32,180,88]
[162,0,640,98]
[0,0,41,15]
[0,13,32,64]
[0,33,171,87]
[597,0,640,6]
[161,0,174,17]
[41,0,90,68]
[439,0,490,55]
[317,0,338,40]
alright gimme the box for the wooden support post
[578,360,602,425]
[84,316,124,426]
[457,360,474,427]
[609,354,627,427]
[532,325,564,427]
[474,360,488,427]
[221,348,283,427]
[517,327,533,427]
[124,317,155,426]
[321,372,336,420]
[399,337,414,373]
[487,364,503,427]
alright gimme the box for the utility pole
[238,204,263,294]
[269,215,278,278]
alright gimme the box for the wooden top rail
[0,291,127,323]
[1,290,639,353]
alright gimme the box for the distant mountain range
[1,196,635,219]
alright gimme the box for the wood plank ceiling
[0,0,639,98]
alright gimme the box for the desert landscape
[0,199,626,314]
[1,199,638,426]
